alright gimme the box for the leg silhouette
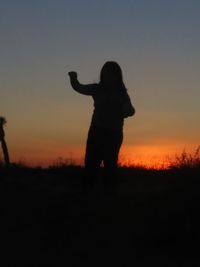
[84,125,122,194]
[84,126,102,191]
[103,131,122,194]
[1,139,10,165]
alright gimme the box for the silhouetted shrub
[169,146,200,169]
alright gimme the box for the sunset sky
[0,0,200,167]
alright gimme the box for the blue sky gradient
[0,0,199,165]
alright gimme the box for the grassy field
[1,159,200,266]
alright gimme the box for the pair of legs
[83,125,123,193]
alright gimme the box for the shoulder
[91,83,101,95]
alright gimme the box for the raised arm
[68,71,96,96]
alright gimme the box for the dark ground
[1,165,200,266]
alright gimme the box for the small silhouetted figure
[0,117,10,165]
[68,61,135,194]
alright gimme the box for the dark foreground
[1,165,200,266]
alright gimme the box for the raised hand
[68,71,77,80]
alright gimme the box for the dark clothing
[84,125,123,191]
[69,78,135,130]
[69,76,135,192]
[85,125,123,169]
[91,85,129,130]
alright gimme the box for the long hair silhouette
[99,61,126,92]
[68,61,135,194]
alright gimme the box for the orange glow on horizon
[119,146,171,169]
[5,143,198,170]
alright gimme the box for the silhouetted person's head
[100,61,126,92]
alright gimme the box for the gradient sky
[0,0,200,167]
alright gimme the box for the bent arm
[68,72,96,96]
[122,94,135,118]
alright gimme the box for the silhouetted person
[68,61,135,194]
[0,117,10,165]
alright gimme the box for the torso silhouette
[69,78,135,130]
[91,85,131,130]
